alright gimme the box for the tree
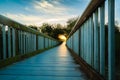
[40,23,67,40]
[40,23,53,35]
[66,17,78,34]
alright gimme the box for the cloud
[4,13,44,26]
[3,13,77,26]
[33,0,68,15]
[1,0,91,27]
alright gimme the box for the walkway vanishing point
[0,43,88,80]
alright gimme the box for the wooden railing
[66,0,115,80]
[0,15,59,60]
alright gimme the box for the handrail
[68,0,105,38]
[0,15,57,41]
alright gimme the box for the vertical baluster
[85,23,87,62]
[22,32,24,54]
[92,15,94,67]
[21,31,23,54]
[31,34,32,51]
[40,36,41,49]
[20,31,22,54]
[89,18,91,65]
[18,31,21,54]
[24,32,25,53]
[25,33,27,53]
[82,26,83,59]
[86,21,88,63]
[83,24,85,60]
[28,33,30,52]
[12,28,15,57]
[73,33,75,52]
[30,33,31,52]
[100,3,105,76]
[33,34,34,51]
[80,27,83,58]
[26,33,28,53]
[31,34,33,51]
[27,33,29,53]
[90,15,94,67]
[24,32,26,54]
[78,28,80,56]
[69,37,70,48]
[2,26,6,59]
[108,0,115,80]
[35,35,36,50]
[8,27,11,58]
[38,36,39,49]
[94,9,99,72]
[87,20,89,64]
[23,32,25,54]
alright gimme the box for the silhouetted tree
[66,17,78,34]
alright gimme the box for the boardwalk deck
[0,43,88,80]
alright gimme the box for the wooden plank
[0,43,88,80]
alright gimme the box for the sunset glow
[58,35,66,41]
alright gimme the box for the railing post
[85,23,88,62]
[88,19,91,65]
[20,31,22,54]
[26,33,28,53]
[12,28,15,57]
[83,24,86,60]
[72,35,74,50]
[81,26,83,59]
[70,37,71,49]
[91,15,94,67]
[100,3,105,76]
[8,27,11,58]
[28,33,30,52]
[25,32,26,53]
[2,26,6,59]
[89,18,91,65]
[86,21,88,63]
[18,30,21,54]
[108,0,115,80]
[23,32,25,54]
[78,28,81,57]
[74,31,79,54]
[94,9,99,72]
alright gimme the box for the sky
[0,0,90,26]
[0,0,119,27]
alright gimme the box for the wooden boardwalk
[0,43,88,80]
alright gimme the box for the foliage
[40,23,67,40]
[66,17,78,34]
[27,17,78,41]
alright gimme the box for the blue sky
[0,0,90,26]
[0,0,119,27]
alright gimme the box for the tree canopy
[28,17,78,41]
